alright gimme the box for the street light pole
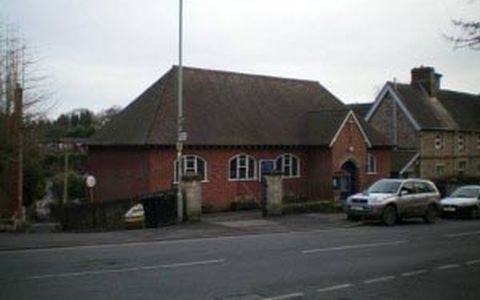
[176,0,184,223]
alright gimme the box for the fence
[52,190,176,231]
[282,178,332,203]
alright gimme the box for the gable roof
[367,82,480,131]
[305,110,390,147]
[90,66,348,146]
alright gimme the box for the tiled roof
[347,103,372,118]
[388,82,480,131]
[390,150,418,174]
[90,66,387,147]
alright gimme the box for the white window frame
[174,155,208,183]
[275,153,300,178]
[367,153,377,174]
[229,154,257,181]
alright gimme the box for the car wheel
[423,205,438,224]
[469,207,478,220]
[382,205,397,226]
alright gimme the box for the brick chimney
[410,66,442,97]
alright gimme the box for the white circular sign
[86,175,96,188]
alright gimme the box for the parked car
[344,178,441,226]
[440,185,480,219]
[124,203,145,229]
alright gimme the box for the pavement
[0,211,354,251]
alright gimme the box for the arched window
[275,154,300,177]
[367,153,377,174]
[229,154,257,180]
[174,155,207,182]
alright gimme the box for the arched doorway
[340,160,358,200]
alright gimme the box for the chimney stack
[410,66,442,97]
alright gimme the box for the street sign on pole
[176,0,185,223]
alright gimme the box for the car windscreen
[450,187,480,198]
[368,180,401,194]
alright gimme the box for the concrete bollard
[264,173,283,216]
[181,173,202,221]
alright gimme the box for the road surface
[1,218,479,299]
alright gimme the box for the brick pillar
[181,173,202,221]
[264,174,283,216]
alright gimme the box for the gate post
[181,173,202,221]
[264,173,283,216]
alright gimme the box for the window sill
[228,178,258,182]
[367,172,377,175]
[173,180,209,184]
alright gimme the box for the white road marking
[302,240,408,254]
[317,283,353,292]
[27,258,226,280]
[437,264,461,270]
[401,269,428,277]
[363,275,395,284]
[465,259,480,265]
[264,292,304,300]
[446,230,480,238]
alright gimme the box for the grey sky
[1,0,479,117]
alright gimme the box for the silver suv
[345,178,441,225]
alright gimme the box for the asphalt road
[1,218,480,300]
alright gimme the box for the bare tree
[0,20,53,222]
[446,1,480,50]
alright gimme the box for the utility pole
[63,142,69,205]
[13,83,24,226]
[176,0,185,223]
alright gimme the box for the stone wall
[369,93,418,149]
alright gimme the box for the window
[457,134,465,151]
[457,160,467,177]
[275,154,300,177]
[367,153,377,174]
[229,154,257,180]
[435,164,445,177]
[434,134,443,150]
[174,155,207,182]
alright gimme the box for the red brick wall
[87,148,151,202]
[149,148,317,211]
[88,140,390,210]
[330,118,390,192]
[88,148,333,211]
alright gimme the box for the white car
[441,185,480,219]
[345,178,441,225]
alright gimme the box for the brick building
[88,66,390,211]
[365,66,480,179]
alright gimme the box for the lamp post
[176,0,185,223]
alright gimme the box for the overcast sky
[1,0,479,117]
